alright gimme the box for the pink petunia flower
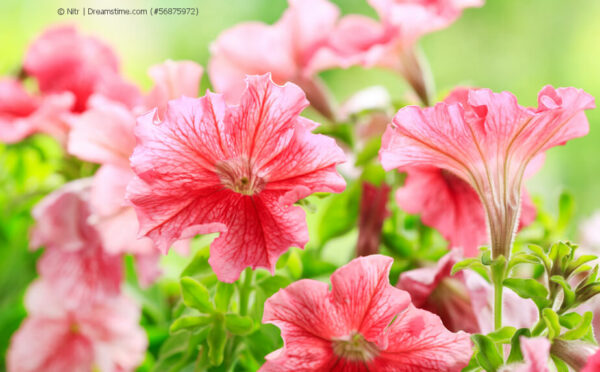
[398,251,538,334]
[396,166,536,256]
[499,337,550,372]
[24,25,139,113]
[368,0,485,45]
[380,86,595,259]
[261,255,472,371]
[7,279,146,372]
[0,78,74,144]
[310,0,483,105]
[208,0,339,119]
[127,74,346,282]
[30,179,123,306]
[67,60,202,285]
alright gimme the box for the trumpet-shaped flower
[380,86,595,258]
[24,26,139,112]
[261,255,471,371]
[309,0,483,104]
[30,180,123,306]
[0,79,74,143]
[368,0,484,45]
[396,166,536,256]
[127,74,346,282]
[398,251,537,334]
[209,0,339,118]
[7,280,146,372]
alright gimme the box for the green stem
[491,259,506,331]
[239,267,254,317]
[531,318,546,336]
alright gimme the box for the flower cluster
[8,180,146,372]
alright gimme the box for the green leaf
[507,253,542,272]
[207,317,227,366]
[562,311,593,340]
[528,244,552,269]
[503,278,550,309]
[487,326,516,344]
[557,192,574,233]
[550,275,575,310]
[214,282,235,312]
[317,181,360,245]
[181,247,211,277]
[471,334,503,372]
[381,231,413,258]
[258,275,292,297]
[542,308,561,340]
[225,314,254,335]
[287,249,303,279]
[157,332,191,360]
[506,328,531,364]
[355,137,381,166]
[360,163,386,186]
[567,255,597,277]
[451,258,486,276]
[170,315,213,333]
[559,312,582,328]
[481,249,493,266]
[552,355,569,372]
[181,277,213,313]
[315,122,354,147]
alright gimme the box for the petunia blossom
[397,250,538,334]
[261,254,472,371]
[208,0,339,119]
[310,0,483,105]
[7,279,146,372]
[127,74,346,282]
[24,25,139,112]
[368,0,484,45]
[30,179,123,306]
[0,78,74,144]
[380,86,595,259]
[67,60,202,285]
[396,166,536,256]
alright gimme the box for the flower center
[215,157,266,196]
[332,332,379,362]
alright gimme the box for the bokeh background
[1,0,599,369]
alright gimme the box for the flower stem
[398,47,435,107]
[239,267,254,316]
[491,258,506,331]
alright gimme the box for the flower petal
[67,95,136,167]
[145,60,203,117]
[329,255,411,342]
[24,26,121,112]
[374,305,472,371]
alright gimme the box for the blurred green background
[1,0,599,369]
